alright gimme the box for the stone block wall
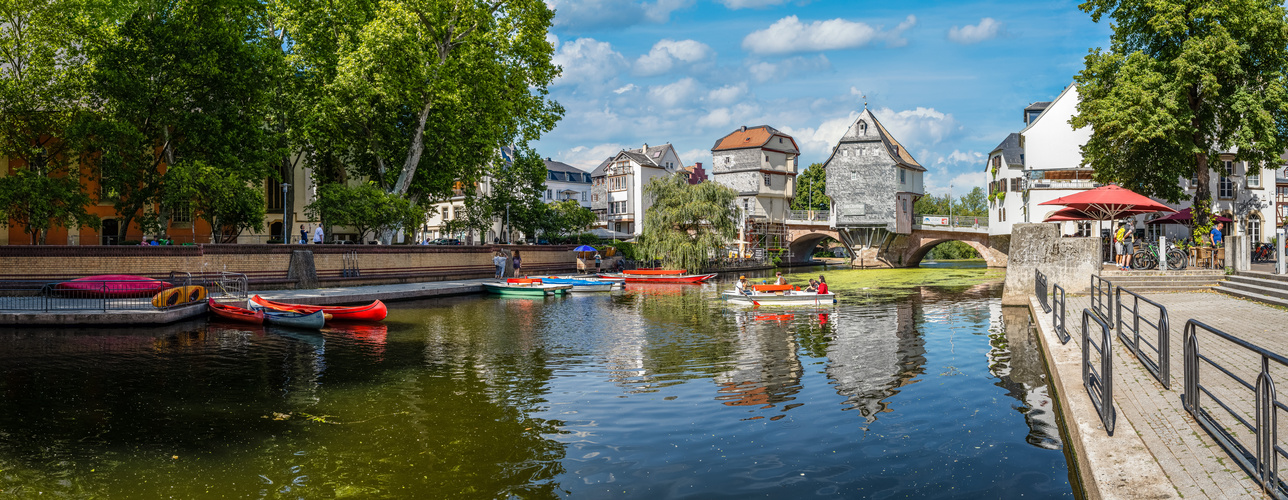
[1002,223,1100,305]
[826,139,897,230]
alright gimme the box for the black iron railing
[1052,283,1069,344]
[1083,308,1115,435]
[0,273,247,312]
[1036,269,1051,313]
[1183,320,1288,498]
[1090,274,1114,326]
[1116,287,1171,389]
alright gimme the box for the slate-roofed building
[589,143,684,236]
[823,107,925,241]
[986,133,1025,236]
[542,158,593,208]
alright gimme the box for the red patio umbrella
[1146,207,1231,225]
[1043,207,1095,222]
[1038,184,1176,220]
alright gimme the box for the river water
[0,265,1073,498]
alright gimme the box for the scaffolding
[742,216,788,261]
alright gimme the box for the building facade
[589,143,684,237]
[710,125,799,223]
[823,107,925,235]
[542,158,593,207]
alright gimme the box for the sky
[530,0,1114,198]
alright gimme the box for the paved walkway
[1033,287,1287,499]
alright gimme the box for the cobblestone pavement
[1051,289,1288,499]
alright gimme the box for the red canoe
[249,295,388,322]
[208,298,265,325]
[623,269,686,275]
[601,273,717,284]
[55,275,172,298]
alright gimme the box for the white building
[542,158,593,208]
[590,143,685,237]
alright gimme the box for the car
[430,238,461,245]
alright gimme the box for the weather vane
[862,95,868,109]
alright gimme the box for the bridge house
[710,125,800,258]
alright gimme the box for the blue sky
[530,0,1114,197]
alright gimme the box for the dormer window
[857,120,867,135]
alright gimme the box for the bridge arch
[904,238,993,267]
[787,231,840,263]
[891,229,1005,268]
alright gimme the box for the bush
[609,240,637,260]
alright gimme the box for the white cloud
[697,108,734,128]
[925,171,988,198]
[552,38,627,90]
[677,148,707,167]
[635,39,713,76]
[743,15,916,55]
[936,150,984,165]
[779,111,861,158]
[948,18,1002,44]
[746,54,831,82]
[871,106,960,147]
[558,143,627,170]
[706,84,747,106]
[647,77,701,108]
[613,83,638,94]
[548,0,693,30]
[719,0,790,8]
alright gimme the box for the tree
[637,176,738,272]
[165,161,267,243]
[543,200,597,240]
[0,0,99,243]
[276,0,564,243]
[306,182,425,243]
[487,148,549,242]
[1073,0,1288,234]
[790,162,827,210]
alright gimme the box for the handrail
[1183,319,1288,498]
[1052,283,1069,344]
[1083,308,1115,435]
[1090,274,1114,326]
[1116,286,1171,389]
[1036,269,1051,313]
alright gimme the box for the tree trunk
[1189,83,1211,237]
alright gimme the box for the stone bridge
[784,213,1009,268]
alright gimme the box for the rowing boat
[56,275,172,298]
[532,278,619,292]
[598,272,717,284]
[207,298,264,325]
[263,309,327,330]
[248,295,388,322]
[482,279,573,296]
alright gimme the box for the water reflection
[824,300,925,423]
[991,307,1063,450]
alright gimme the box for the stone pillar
[1226,234,1248,272]
[1002,223,1101,305]
[287,250,319,289]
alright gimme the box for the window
[266,177,285,211]
[992,156,1001,168]
[546,189,552,200]
[763,173,771,186]
[1146,214,1163,241]
[1077,221,1092,236]
[1010,178,1021,192]
[899,169,906,184]
[1219,160,1235,198]
[170,201,193,224]
[1250,215,1262,243]
[764,155,769,162]
[1247,162,1261,188]
[582,191,588,201]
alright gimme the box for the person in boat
[816,275,829,295]
[735,275,750,295]
[775,272,786,285]
[804,279,818,293]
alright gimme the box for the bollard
[1278,228,1286,275]
[1159,235,1167,271]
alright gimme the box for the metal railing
[1052,283,1069,344]
[1090,274,1114,325]
[1036,269,1051,313]
[1183,320,1288,498]
[169,271,249,300]
[913,214,990,230]
[1116,287,1171,389]
[1083,308,1116,435]
[0,273,247,312]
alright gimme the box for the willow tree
[1072,0,1288,234]
[637,176,738,272]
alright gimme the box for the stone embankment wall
[1002,223,1099,305]
[0,244,579,288]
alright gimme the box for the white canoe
[722,290,837,306]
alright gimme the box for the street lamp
[281,183,291,244]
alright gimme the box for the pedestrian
[493,252,506,279]
[1210,221,1224,248]
[1122,222,1134,270]
[1114,223,1128,269]
[313,225,324,244]
[299,225,307,244]
[816,275,828,295]
[512,251,522,277]
[594,253,602,273]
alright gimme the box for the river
[0,264,1074,498]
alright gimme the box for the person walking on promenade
[493,252,506,279]
[594,253,602,274]
[512,251,522,277]
[313,225,324,244]
[299,225,307,244]
[1115,223,1129,269]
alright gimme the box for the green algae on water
[783,263,1004,304]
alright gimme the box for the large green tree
[1073,0,1288,232]
[637,176,738,272]
[0,0,99,243]
[276,0,563,243]
[790,162,827,210]
[306,182,424,243]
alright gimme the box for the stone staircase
[1098,269,1227,293]
[1215,271,1288,308]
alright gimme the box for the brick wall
[0,244,578,285]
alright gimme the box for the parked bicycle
[1130,241,1188,270]
[1252,243,1276,263]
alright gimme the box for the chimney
[740,125,747,132]
[642,143,648,152]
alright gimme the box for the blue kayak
[263,309,326,330]
[537,278,618,292]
